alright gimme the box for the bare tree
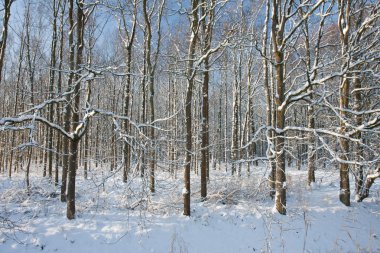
[270,0,324,214]
[142,0,165,193]
[114,0,138,183]
[260,0,276,198]
[47,0,60,179]
[183,0,200,216]
[61,0,76,203]
[66,0,86,219]
[270,0,287,215]
[337,0,351,206]
[200,0,215,199]
[0,0,13,85]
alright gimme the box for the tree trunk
[123,47,133,183]
[218,88,222,170]
[200,0,214,199]
[61,0,76,203]
[67,0,85,219]
[224,71,229,172]
[338,0,351,207]
[55,0,65,186]
[24,2,34,187]
[121,2,137,183]
[262,0,275,198]
[307,104,316,185]
[358,166,380,202]
[231,51,242,176]
[142,0,158,193]
[183,0,199,216]
[48,0,58,179]
[0,0,13,85]
[272,0,286,215]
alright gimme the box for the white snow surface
[1,164,379,253]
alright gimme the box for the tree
[261,0,276,198]
[231,45,242,177]
[183,0,200,216]
[0,0,13,85]
[200,0,215,199]
[269,0,325,214]
[47,0,60,179]
[115,0,137,183]
[66,0,86,220]
[337,0,351,206]
[61,0,76,203]
[142,0,165,193]
[270,0,287,215]
[303,1,332,186]
[55,0,66,186]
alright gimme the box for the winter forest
[0,0,379,252]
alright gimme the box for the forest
[0,0,379,252]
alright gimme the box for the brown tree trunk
[168,69,175,176]
[224,70,229,172]
[358,166,380,202]
[67,0,85,219]
[83,133,89,179]
[262,0,275,199]
[352,4,365,199]
[353,77,363,197]
[123,45,133,182]
[24,2,34,187]
[142,0,160,193]
[120,1,137,183]
[55,0,65,186]
[0,0,13,84]
[200,0,214,199]
[218,88,222,170]
[272,0,286,215]
[140,53,147,178]
[231,51,242,177]
[338,0,351,207]
[61,0,75,203]
[307,105,316,185]
[183,0,199,216]
[9,10,26,179]
[303,13,316,186]
[67,137,79,219]
[48,0,59,179]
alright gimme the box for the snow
[1,165,380,253]
[182,188,188,195]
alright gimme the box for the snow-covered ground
[1,164,379,253]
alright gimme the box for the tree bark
[61,0,75,203]
[200,0,214,199]
[0,0,13,85]
[262,0,275,198]
[271,0,286,215]
[67,0,85,220]
[48,0,59,179]
[55,0,65,186]
[338,0,351,207]
[231,51,242,177]
[120,1,137,183]
[183,0,199,216]
[358,166,380,202]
